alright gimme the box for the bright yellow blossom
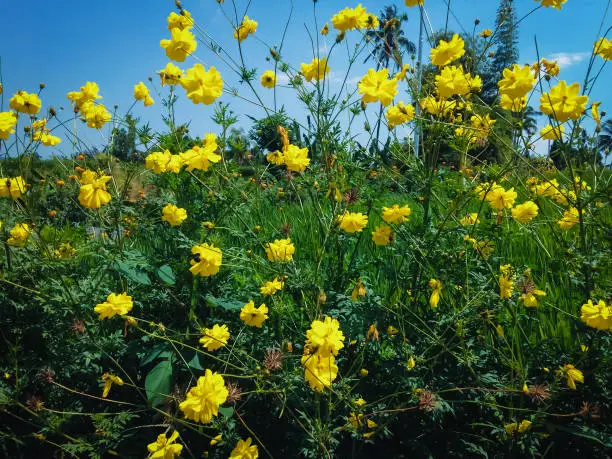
[382,204,411,224]
[240,301,269,328]
[9,91,42,115]
[260,278,284,296]
[512,201,539,223]
[94,292,133,320]
[147,431,183,459]
[556,364,584,390]
[190,243,223,277]
[540,81,588,122]
[264,238,294,262]
[0,111,18,140]
[162,203,187,226]
[229,437,259,459]
[371,224,392,246]
[160,27,197,62]
[179,369,228,423]
[358,68,398,106]
[430,34,465,67]
[234,16,258,42]
[7,223,31,247]
[180,64,223,105]
[200,324,230,351]
[580,299,611,330]
[338,211,368,233]
[306,316,345,357]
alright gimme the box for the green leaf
[140,343,173,367]
[157,265,176,285]
[186,353,203,370]
[219,406,234,418]
[205,295,243,311]
[116,261,151,285]
[145,359,173,407]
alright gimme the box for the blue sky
[1,0,609,157]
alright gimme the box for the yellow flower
[146,150,173,173]
[505,420,532,435]
[229,437,259,459]
[78,171,112,208]
[167,10,193,31]
[580,299,611,330]
[260,278,284,296]
[200,324,230,351]
[158,62,184,86]
[393,63,411,81]
[536,0,567,10]
[301,58,330,82]
[67,82,102,110]
[179,369,228,423]
[348,412,364,428]
[133,82,154,106]
[557,207,580,230]
[338,211,368,233]
[34,132,62,146]
[540,81,588,123]
[320,23,329,35]
[540,124,564,140]
[498,64,536,100]
[382,204,411,224]
[265,238,295,262]
[180,134,222,171]
[429,279,442,308]
[512,201,539,223]
[283,144,310,173]
[499,265,514,299]
[0,111,18,140]
[82,103,112,129]
[101,373,124,398]
[260,70,277,88]
[7,223,31,247]
[430,34,465,67]
[331,4,377,32]
[371,224,392,246]
[210,434,222,446]
[459,213,479,226]
[479,29,492,38]
[359,368,369,377]
[94,292,133,320]
[485,186,516,210]
[556,364,584,390]
[190,243,223,277]
[301,352,338,391]
[240,301,269,328]
[594,37,612,60]
[499,94,527,112]
[435,65,471,99]
[147,431,183,459]
[352,280,366,301]
[520,289,546,308]
[266,150,285,166]
[0,176,27,199]
[358,68,398,106]
[160,27,197,62]
[407,356,416,370]
[420,95,456,116]
[470,113,496,138]
[386,101,415,129]
[306,317,345,357]
[9,91,42,115]
[234,16,258,42]
[180,64,224,105]
[405,0,424,6]
[162,203,187,226]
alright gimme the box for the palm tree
[597,119,612,157]
[364,6,417,71]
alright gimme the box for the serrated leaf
[157,265,176,285]
[145,359,173,407]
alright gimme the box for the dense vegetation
[1,0,611,457]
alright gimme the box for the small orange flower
[49,210,57,218]
[56,180,65,186]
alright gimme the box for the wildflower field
[1,0,611,457]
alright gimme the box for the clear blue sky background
[1,0,609,157]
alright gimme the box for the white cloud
[546,51,590,68]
